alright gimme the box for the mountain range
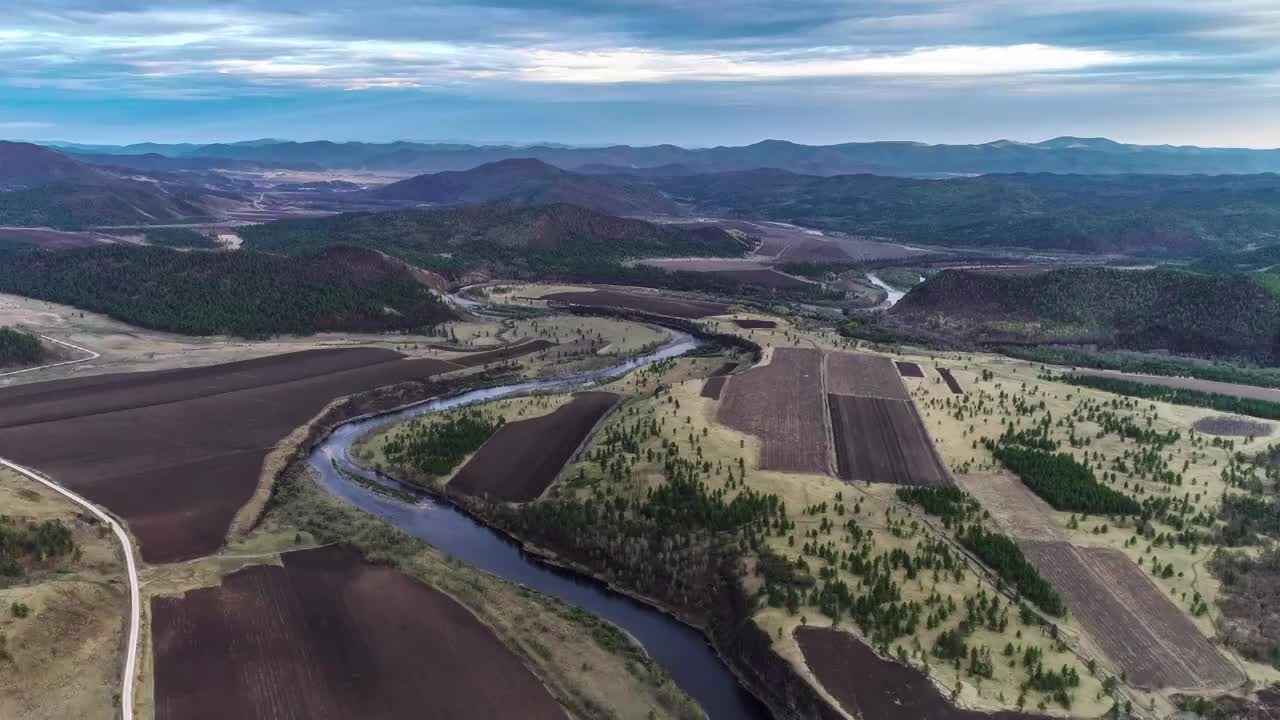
[44,137,1280,177]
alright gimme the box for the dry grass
[0,468,128,720]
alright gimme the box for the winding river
[308,332,772,720]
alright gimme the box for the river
[307,333,772,720]
[866,272,906,309]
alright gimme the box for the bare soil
[939,367,965,394]
[825,352,911,400]
[1191,415,1274,437]
[796,627,1044,720]
[712,268,812,289]
[701,362,738,400]
[718,348,829,474]
[451,392,620,502]
[895,361,925,378]
[1019,540,1241,690]
[828,395,951,486]
[151,545,567,720]
[732,319,778,329]
[544,289,729,319]
[0,349,464,562]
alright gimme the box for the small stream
[307,333,771,720]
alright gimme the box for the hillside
[55,137,1280,176]
[655,171,1280,256]
[0,181,222,229]
[239,203,749,276]
[886,267,1280,361]
[0,244,454,337]
[0,142,107,188]
[373,159,679,215]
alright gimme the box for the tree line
[0,244,455,338]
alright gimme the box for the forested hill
[0,181,221,229]
[0,245,455,337]
[239,203,750,276]
[887,268,1280,362]
[373,159,679,215]
[655,171,1280,257]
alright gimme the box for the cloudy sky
[2,1,1278,146]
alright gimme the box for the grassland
[0,467,128,720]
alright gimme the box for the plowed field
[451,392,619,502]
[543,290,727,318]
[151,546,567,720]
[1019,541,1241,690]
[718,348,829,474]
[939,367,964,394]
[825,352,910,400]
[895,361,924,378]
[797,627,1042,720]
[0,349,468,562]
[828,395,951,486]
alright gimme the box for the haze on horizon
[2,1,1278,149]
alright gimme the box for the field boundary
[0,334,100,378]
[0,456,139,720]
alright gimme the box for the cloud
[0,121,54,130]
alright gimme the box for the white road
[0,335,101,378]
[0,457,139,720]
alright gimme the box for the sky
[1,1,1278,148]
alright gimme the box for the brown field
[151,545,566,720]
[954,473,1063,542]
[1019,541,1242,690]
[732,319,778,329]
[939,367,965,394]
[543,289,728,319]
[828,395,951,486]
[718,348,829,474]
[797,627,1043,720]
[701,362,738,400]
[1073,369,1280,404]
[451,391,620,502]
[0,349,464,562]
[1191,415,1273,437]
[895,360,924,378]
[449,339,557,367]
[713,268,813,289]
[825,352,910,400]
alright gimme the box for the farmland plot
[701,362,737,400]
[938,367,965,394]
[543,289,728,319]
[451,391,620,502]
[718,348,830,474]
[895,361,924,378]
[0,349,468,562]
[797,627,1042,720]
[828,395,951,486]
[825,352,910,400]
[151,546,567,720]
[1020,541,1242,690]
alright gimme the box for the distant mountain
[0,141,107,188]
[373,159,680,215]
[886,267,1280,362]
[652,171,1280,256]
[239,203,748,276]
[47,137,1280,176]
